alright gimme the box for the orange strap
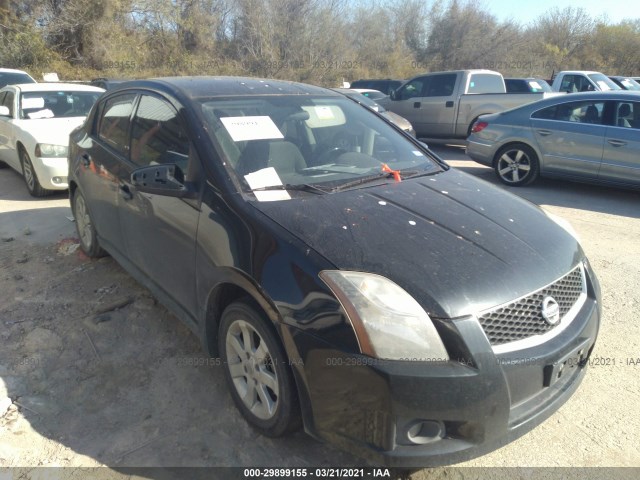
[381,163,402,182]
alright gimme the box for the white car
[0,82,104,196]
[0,68,36,89]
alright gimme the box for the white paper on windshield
[221,116,284,142]
[302,105,346,128]
[315,106,334,120]
[22,97,45,109]
[529,81,542,90]
[597,81,612,91]
[27,109,54,119]
[412,150,424,156]
[244,167,291,202]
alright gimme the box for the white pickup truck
[378,69,561,140]
[550,71,622,93]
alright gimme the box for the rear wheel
[20,148,49,197]
[219,301,301,437]
[72,189,106,257]
[494,143,539,186]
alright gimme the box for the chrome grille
[478,266,585,347]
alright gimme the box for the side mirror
[0,106,10,117]
[389,89,397,101]
[131,164,197,198]
[419,141,429,150]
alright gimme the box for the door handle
[81,153,91,167]
[445,101,454,108]
[536,129,552,136]
[119,184,133,201]
[413,102,421,108]
[607,139,627,147]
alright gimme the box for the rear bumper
[286,290,600,467]
[465,138,496,167]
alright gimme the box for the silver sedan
[466,91,640,187]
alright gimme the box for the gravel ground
[1,149,639,479]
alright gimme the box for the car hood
[252,168,583,319]
[380,111,413,132]
[14,117,87,146]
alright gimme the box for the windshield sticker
[22,97,45,109]
[529,81,542,90]
[221,116,284,142]
[244,167,291,202]
[302,105,346,128]
[412,150,424,156]
[596,81,612,91]
[315,106,334,120]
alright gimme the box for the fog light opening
[52,176,68,185]
[405,420,444,445]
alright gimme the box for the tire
[493,143,540,186]
[219,301,301,437]
[72,189,106,257]
[20,148,50,197]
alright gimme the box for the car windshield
[20,91,101,119]
[0,72,35,88]
[587,74,621,91]
[335,89,385,112]
[359,90,387,101]
[527,79,552,92]
[618,78,640,91]
[200,95,440,195]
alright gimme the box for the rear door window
[532,100,606,124]
[613,101,639,129]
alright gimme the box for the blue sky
[484,0,637,25]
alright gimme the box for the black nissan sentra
[68,77,601,467]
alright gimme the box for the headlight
[35,143,68,158]
[319,271,449,361]
[545,211,580,242]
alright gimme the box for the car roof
[0,68,32,74]
[506,91,640,114]
[110,76,339,99]
[557,71,603,75]
[7,83,105,93]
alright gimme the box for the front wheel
[72,189,106,257]
[493,143,540,186]
[219,301,301,437]
[20,149,49,197]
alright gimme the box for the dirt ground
[1,149,639,479]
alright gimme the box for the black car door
[80,93,138,256]
[117,93,201,320]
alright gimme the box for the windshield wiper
[401,169,440,179]
[330,172,392,192]
[251,183,329,195]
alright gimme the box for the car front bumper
[286,281,600,467]
[33,156,69,190]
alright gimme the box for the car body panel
[253,168,582,319]
[551,71,621,93]
[68,76,601,467]
[467,91,640,188]
[380,70,562,139]
[0,83,104,189]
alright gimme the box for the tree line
[1,0,639,86]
